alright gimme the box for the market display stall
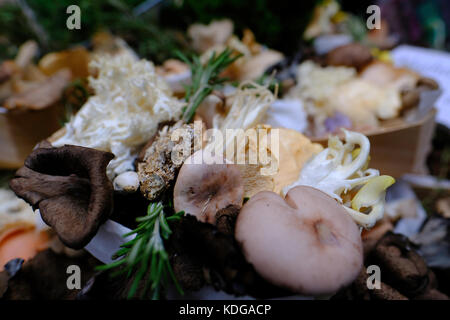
[0,0,449,301]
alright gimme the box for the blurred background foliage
[0,0,189,63]
[0,0,320,63]
[1,0,448,62]
[159,0,317,55]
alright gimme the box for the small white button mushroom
[173,149,244,224]
[113,171,140,193]
[235,186,363,296]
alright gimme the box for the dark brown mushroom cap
[325,43,373,71]
[9,145,114,249]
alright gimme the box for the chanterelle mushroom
[9,145,114,249]
[235,186,363,295]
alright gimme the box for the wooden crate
[312,108,437,178]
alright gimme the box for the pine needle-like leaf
[175,48,242,123]
[96,202,183,299]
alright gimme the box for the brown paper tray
[311,108,437,178]
[0,104,63,169]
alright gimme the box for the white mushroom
[113,171,140,193]
[173,149,244,224]
[235,186,363,295]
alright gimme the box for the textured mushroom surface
[9,145,114,249]
[138,121,202,201]
[173,150,244,224]
[334,232,449,300]
[235,186,363,295]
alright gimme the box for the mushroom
[400,77,440,112]
[235,186,363,295]
[173,150,244,224]
[113,171,139,193]
[137,121,203,201]
[325,43,373,71]
[194,92,226,129]
[9,145,114,249]
[188,19,234,53]
[4,69,71,111]
[215,204,240,236]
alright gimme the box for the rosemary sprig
[96,202,184,300]
[176,48,242,123]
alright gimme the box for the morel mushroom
[9,145,114,249]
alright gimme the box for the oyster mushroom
[9,145,114,249]
[235,186,363,295]
[173,150,244,224]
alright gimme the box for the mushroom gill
[9,144,114,249]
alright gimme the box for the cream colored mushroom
[235,186,363,295]
[113,171,140,193]
[173,150,244,224]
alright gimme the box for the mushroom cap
[174,150,244,224]
[9,145,114,249]
[113,171,139,193]
[235,186,363,295]
[326,43,373,70]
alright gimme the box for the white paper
[264,99,307,133]
[386,179,427,238]
[313,34,353,55]
[164,70,191,94]
[84,219,133,264]
[391,45,450,128]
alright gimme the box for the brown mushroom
[9,145,114,249]
[215,204,240,236]
[235,186,363,295]
[4,69,71,111]
[337,232,449,300]
[400,77,440,112]
[0,61,17,84]
[325,43,373,71]
[373,232,429,295]
[173,150,244,224]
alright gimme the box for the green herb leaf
[96,202,183,299]
[176,48,242,123]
